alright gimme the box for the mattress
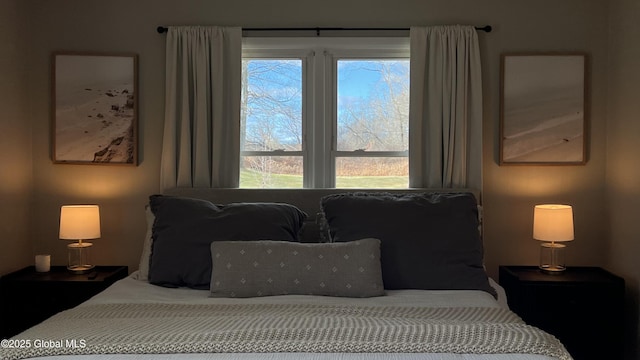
[2,273,567,360]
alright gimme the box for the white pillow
[135,204,154,281]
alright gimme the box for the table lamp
[59,205,101,274]
[533,204,574,273]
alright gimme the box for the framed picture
[500,53,587,165]
[52,52,138,165]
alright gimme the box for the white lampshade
[533,204,574,242]
[59,205,101,240]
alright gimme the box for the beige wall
[3,0,635,355]
[0,0,32,275]
[607,0,640,358]
[480,1,609,275]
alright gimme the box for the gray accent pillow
[210,238,384,298]
[149,195,307,289]
[320,192,496,297]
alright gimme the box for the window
[241,38,409,188]
[241,58,304,188]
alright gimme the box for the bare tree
[241,58,409,187]
[241,60,303,187]
[338,60,409,152]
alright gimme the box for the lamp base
[67,241,93,274]
[538,264,566,274]
[67,264,95,274]
[539,242,566,274]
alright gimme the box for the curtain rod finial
[157,26,168,34]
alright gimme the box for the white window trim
[242,37,410,188]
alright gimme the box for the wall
[606,0,640,358]
[479,1,609,276]
[0,0,32,275]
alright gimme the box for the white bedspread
[6,273,565,360]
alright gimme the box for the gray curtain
[160,26,242,190]
[409,25,483,190]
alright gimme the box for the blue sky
[243,59,408,147]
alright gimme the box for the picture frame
[499,53,587,165]
[52,52,138,165]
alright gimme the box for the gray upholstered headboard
[163,188,480,242]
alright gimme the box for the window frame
[241,37,410,188]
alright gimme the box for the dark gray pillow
[320,192,495,297]
[148,195,307,289]
[210,238,384,298]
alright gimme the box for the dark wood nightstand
[499,266,624,360]
[0,265,128,339]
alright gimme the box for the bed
[1,189,572,360]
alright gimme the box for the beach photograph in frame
[52,52,138,165]
[500,53,587,165]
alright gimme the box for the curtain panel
[409,25,483,190]
[160,26,242,190]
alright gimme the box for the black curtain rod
[156,25,492,35]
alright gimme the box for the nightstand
[499,266,624,360]
[0,265,128,339]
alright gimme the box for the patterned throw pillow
[210,238,384,298]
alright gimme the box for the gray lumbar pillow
[210,238,384,298]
